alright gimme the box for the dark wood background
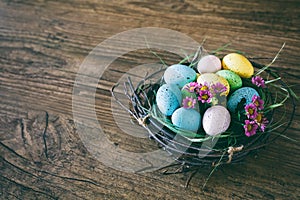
[0,0,299,199]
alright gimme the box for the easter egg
[171,107,201,132]
[222,53,254,78]
[227,87,259,112]
[197,73,230,96]
[164,64,197,88]
[202,105,231,136]
[197,55,222,74]
[216,70,242,91]
[156,84,182,116]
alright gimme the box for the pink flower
[182,97,197,109]
[197,90,212,103]
[245,103,258,119]
[244,120,259,137]
[259,118,269,132]
[198,82,209,92]
[211,82,227,94]
[255,113,269,132]
[184,82,199,93]
[252,95,264,110]
[252,76,266,88]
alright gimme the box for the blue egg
[227,87,259,112]
[171,107,201,132]
[156,84,182,116]
[164,64,196,88]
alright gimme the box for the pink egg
[197,55,221,74]
[202,105,231,136]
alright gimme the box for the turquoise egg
[156,84,182,116]
[227,87,259,112]
[171,107,201,132]
[216,70,242,91]
[164,64,196,88]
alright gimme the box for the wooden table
[1,0,299,199]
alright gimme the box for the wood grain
[1,0,299,199]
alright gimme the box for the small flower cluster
[182,97,197,109]
[182,82,227,109]
[252,76,266,88]
[244,95,269,137]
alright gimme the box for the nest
[111,52,296,172]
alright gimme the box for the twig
[43,112,49,159]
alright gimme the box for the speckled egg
[171,107,201,132]
[227,87,259,112]
[156,84,182,116]
[202,105,231,136]
[197,73,230,96]
[197,55,222,74]
[216,70,242,91]
[164,64,197,88]
[222,53,254,78]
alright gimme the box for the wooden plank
[0,0,299,199]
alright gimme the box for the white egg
[202,105,231,136]
[197,55,221,74]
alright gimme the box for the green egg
[216,70,242,91]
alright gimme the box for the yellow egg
[197,73,230,96]
[222,53,254,78]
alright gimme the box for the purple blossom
[245,103,258,119]
[252,76,266,88]
[184,82,199,93]
[199,82,209,91]
[211,82,227,94]
[252,95,264,110]
[182,97,197,109]
[197,90,212,103]
[255,113,269,132]
[244,120,259,137]
[260,118,269,132]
